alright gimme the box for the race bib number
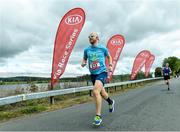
[90,61,100,70]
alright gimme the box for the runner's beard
[89,39,97,44]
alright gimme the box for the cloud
[0,0,180,77]
[0,0,54,59]
[123,1,180,42]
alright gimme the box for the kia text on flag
[131,50,151,80]
[51,8,85,87]
[106,35,125,81]
[145,54,155,77]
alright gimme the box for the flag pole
[50,73,55,105]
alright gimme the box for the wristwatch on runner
[109,64,113,67]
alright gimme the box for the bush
[29,84,38,92]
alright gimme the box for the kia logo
[111,39,123,45]
[140,53,149,58]
[65,15,82,25]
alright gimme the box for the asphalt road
[0,78,180,131]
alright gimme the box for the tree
[136,71,146,79]
[155,67,162,77]
[175,59,180,74]
[162,56,180,76]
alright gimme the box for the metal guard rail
[0,77,163,106]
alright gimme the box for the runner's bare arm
[81,58,87,67]
[107,54,113,72]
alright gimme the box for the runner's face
[89,35,98,44]
[166,63,169,67]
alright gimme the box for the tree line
[155,56,180,77]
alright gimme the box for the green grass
[0,81,27,85]
[0,94,93,123]
[0,112,20,120]
[20,105,47,114]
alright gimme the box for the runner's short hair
[88,32,99,40]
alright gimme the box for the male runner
[81,32,115,126]
[162,63,172,90]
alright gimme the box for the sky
[0,0,180,78]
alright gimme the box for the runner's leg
[101,88,113,104]
[167,79,170,90]
[93,80,103,116]
[101,88,108,99]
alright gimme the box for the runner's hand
[81,63,87,67]
[109,65,113,72]
[106,77,110,83]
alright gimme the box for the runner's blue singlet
[83,44,109,75]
